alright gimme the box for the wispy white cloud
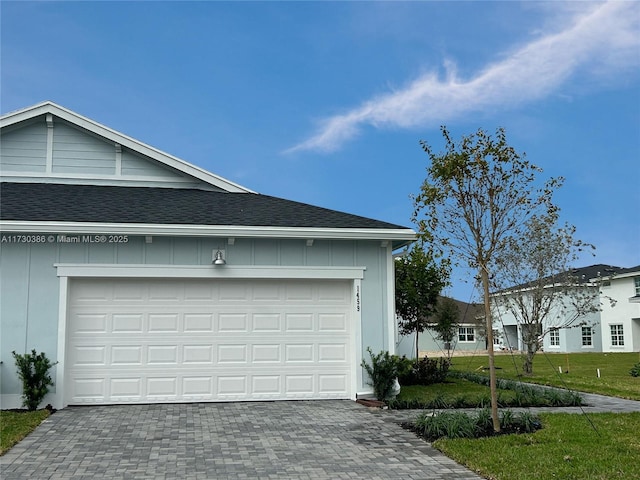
[287,2,640,154]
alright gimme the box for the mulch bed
[356,398,387,409]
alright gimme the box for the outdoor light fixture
[212,249,226,266]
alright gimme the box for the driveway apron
[1,400,482,480]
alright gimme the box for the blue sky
[2,1,639,301]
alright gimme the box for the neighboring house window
[549,329,560,347]
[635,277,640,296]
[581,327,593,347]
[458,327,475,342]
[610,324,625,346]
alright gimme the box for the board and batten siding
[0,236,392,406]
[0,118,215,189]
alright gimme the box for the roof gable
[0,101,252,193]
[0,102,416,246]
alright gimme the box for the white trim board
[2,221,416,244]
[55,264,366,280]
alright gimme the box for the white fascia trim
[55,264,366,280]
[1,221,417,242]
[593,270,640,282]
[0,102,253,194]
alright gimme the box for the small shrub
[444,412,477,439]
[500,409,515,430]
[408,409,543,441]
[12,350,57,411]
[630,363,640,377]
[361,348,412,400]
[450,394,469,409]
[399,356,451,386]
[516,411,543,434]
[474,408,494,437]
[476,393,492,409]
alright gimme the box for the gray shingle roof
[0,182,408,230]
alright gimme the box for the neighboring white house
[491,265,622,354]
[597,266,640,353]
[0,101,415,409]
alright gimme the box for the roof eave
[0,220,417,244]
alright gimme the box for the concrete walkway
[1,401,483,480]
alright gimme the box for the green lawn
[434,412,640,480]
[0,410,50,455]
[449,352,640,400]
[405,352,640,479]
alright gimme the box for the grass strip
[434,412,640,480]
[1,410,50,455]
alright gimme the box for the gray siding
[52,122,115,175]
[121,149,191,179]
[0,235,391,398]
[1,116,217,189]
[0,123,47,172]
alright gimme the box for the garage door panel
[147,377,178,397]
[218,376,247,396]
[73,378,105,400]
[148,314,180,332]
[217,344,248,363]
[252,344,281,362]
[319,374,348,393]
[112,314,143,333]
[73,346,107,365]
[147,345,178,364]
[148,283,181,302]
[111,378,142,398]
[285,375,314,394]
[251,283,282,301]
[219,283,248,301]
[318,313,348,332]
[285,344,314,362]
[285,313,314,331]
[67,278,353,404]
[182,376,213,397]
[184,314,215,332]
[318,343,348,362]
[218,313,248,332]
[183,345,214,363]
[111,346,142,365]
[252,313,281,332]
[113,283,145,302]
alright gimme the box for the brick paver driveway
[1,400,481,479]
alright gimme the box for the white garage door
[66,277,353,404]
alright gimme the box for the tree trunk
[481,267,501,433]
[523,343,535,375]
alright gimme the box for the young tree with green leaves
[395,242,449,361]
[432,296,460,359]
[492,210,598,375]
[412,126,562,432]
